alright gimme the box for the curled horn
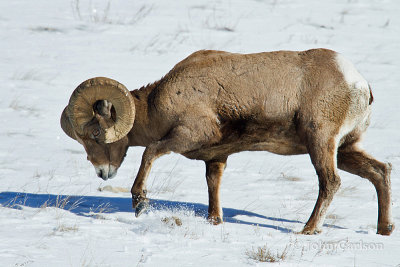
[62,77,135,143]
[60,107,77,140]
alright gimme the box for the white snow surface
[0,0,399,266]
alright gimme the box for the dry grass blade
[246,244,289,263]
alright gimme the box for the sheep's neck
[127,81,165,146]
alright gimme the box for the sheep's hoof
[377,223,394,236]
[132,189,147,206]
[208,215,223,225]
[300,226,322,235]
[132,191,149,217]
[135,200,149,218]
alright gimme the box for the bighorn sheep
[61,48,394,235]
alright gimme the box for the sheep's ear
[94,100,112,119]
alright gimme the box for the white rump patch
[335,53,369,91]
[334,53,372,151]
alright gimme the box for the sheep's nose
[94,165,117,180]
[97,169,105,179]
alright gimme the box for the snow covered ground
[0,0,399,266]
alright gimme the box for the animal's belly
[182,122,307,161]
[246,140,307,155]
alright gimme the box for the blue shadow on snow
[0,191,345,233]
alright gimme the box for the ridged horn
[60,107,77,140]
[66,77,135,143]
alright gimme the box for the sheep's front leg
[205,158,227,225]
[131,142,169,217]
[132,119,222,217]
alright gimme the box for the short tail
[368,84,374,105]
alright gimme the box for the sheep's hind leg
[302,133,341,235]
[205,157,227,224]
[337,144,394,235]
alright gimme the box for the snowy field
[0,0,399,266]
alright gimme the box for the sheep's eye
[92,129,100,137]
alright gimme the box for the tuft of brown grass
[246,244,289,263]
[54,223,79,233]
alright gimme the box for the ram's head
[61,77,135,180]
